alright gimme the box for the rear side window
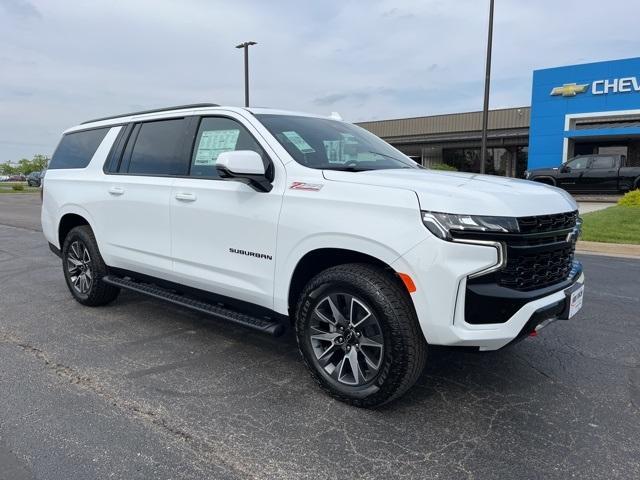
[590,156,615,169]
[49,128,110,169]
[127,119,188,175]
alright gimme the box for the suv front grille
[499,243,575,290]
[454,210,580,292]
[517,211,578,234]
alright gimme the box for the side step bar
[102,276,285,337]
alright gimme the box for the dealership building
[357,57,640,177]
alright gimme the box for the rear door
[581,155,619,192]
[93,117,191,277]
[169,113,284,309]
[556,156,590,192]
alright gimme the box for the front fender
[273,232,427,315]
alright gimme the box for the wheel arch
[286,247,405,317]
[531,176,557,186]
[58,212,92,248]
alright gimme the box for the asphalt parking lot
[0,193,639,479]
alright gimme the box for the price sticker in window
[282,131,315,154]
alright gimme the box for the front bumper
[392,236,585,351]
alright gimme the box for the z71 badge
[289,182,323,191]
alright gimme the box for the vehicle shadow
[108,290,549,410]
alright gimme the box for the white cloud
[1,0,639,160]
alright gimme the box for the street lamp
[235,41,258,107]
[480,0,494,175]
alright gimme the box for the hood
[528,166,560,175]
[322,169,577,217]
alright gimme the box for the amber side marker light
[397,273,417,293]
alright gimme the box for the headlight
[422,211,519,241]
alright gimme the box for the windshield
[256,114,419,171]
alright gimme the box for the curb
[573,195,621,203]
[576,240,640,259]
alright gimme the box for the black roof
[81,103,220,125]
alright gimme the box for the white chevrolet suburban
[42,103,585,407]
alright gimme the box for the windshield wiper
[324,166,371,172]
[363,151,411,164]
[363,152,418,169]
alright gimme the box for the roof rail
[81,103,220,125]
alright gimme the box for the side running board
[102,276,285,337]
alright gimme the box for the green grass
[0,182,39,194]
[581,206,640,245]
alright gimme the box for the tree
[0,163,18,175]
[0,155,49,176]
[31,154,49,171]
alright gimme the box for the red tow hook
[529,330,538,337]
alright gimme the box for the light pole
[235,41,257,107]
[480,0,494,175]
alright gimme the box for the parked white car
[41,103,585,406]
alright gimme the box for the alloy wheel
[66,240,93,294]
[309,293,384,386]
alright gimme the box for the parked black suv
[27,170,46,187]
[525,154,640,193]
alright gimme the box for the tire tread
[295,263,427,407]
[62,225,119,306]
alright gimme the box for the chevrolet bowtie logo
[550,83,590,97]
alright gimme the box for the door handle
[175,192,197,202]
[108,186,125,195]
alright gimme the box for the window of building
[127,119,188,176]
[49,128,110,169]
[488,148,509,176]
[441,146,528,177]
[442,148,480,172]
[515,146,528,178]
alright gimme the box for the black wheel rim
[309,293,384,386]
[66,240,93,294]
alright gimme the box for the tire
[295,263,427,407]
[61,225,120,306]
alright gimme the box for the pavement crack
[513,352,555,380]
[0,330,248,478]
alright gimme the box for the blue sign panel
[529,57,640,169]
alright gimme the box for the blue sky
[1,0,640,162]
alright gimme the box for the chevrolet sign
[551,77,640,97]
[592,77,640,95]
[550,83,589,97]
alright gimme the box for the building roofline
[532,56,640,74]
[355,106,530,125]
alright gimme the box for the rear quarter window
[49,127,110,169]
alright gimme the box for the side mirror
[216,150,272,192]
[560,165,570,173]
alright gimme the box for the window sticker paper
[282,131,315,153]
[194,129,240,165]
